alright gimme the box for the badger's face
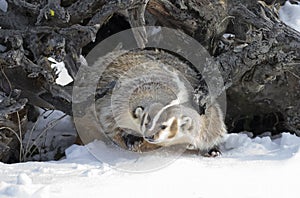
[137,104,194,146]
[144,116,193,146]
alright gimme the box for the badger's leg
[122,133,144,152]
[111,131,128,150]
[121,133,161,152]
[109,129,143,151]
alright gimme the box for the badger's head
[135,102,201,146]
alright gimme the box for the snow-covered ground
[1,133,300,198]
[279,0,300,32]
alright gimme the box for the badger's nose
[144,135,154,142]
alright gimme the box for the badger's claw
[202,147,221,157]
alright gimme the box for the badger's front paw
[128,140,144,153]
[122,134,144,152]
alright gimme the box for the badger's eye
[160,125,167,130]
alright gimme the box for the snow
[16,174,32,185]
[1,132,300,198]
[0,44,7,52]
[222,33,235,39]
[0,0,8,12]
[279,1,300,32]
[48,58,73,86]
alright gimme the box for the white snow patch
[149,26,161,36]
[1,133,300,197]
[16,174,32,185]
[222,33,235,39]
[0,0,8,12]
[279,1,300,32]
[0,44,7,52]
[48,57,73,86]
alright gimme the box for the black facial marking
[160,125,167,130]
[133,106,144,119]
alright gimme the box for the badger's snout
[144,135,155,142]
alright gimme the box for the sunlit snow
[1,133,300,198]
[279,0,300,32]
[0,0,7,12]
[48,57,73,86]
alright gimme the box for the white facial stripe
[160,63,189,105]
[171,69,189,104]
[149,99,180,131]
[141,112,148,133]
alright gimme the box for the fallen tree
[0,0,299,162]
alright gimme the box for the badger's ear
[133,106,144,120]
[180,116,192,131]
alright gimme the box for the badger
[92,50,227,156]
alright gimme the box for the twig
[23,112,67,161]
[16,111,23,161]
[1,68,12,98]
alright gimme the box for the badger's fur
[92,50,226,155]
